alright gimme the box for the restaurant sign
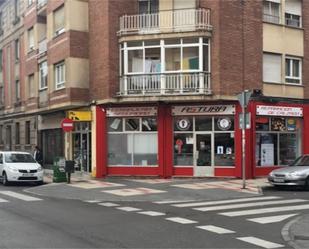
[172,105,235,116]
[256,105,303,117]
[106,107,157,117]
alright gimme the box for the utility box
[53,157,67,183]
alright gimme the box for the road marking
[173,196,281,208]
[138,211,166,216]
[98,202,120,207]
[130,179,173,184]
[165,217,198,224]
[220,204,309,217]
[71,181,125,189]
[237,237,284,249]
[247,214,299,224]
[194,199,307,211]
[84,200,102,203]
[0,198,9,203]
[154,200,197,204]
[116,207,142,212]
[0,191,42,201]
[197,225,235,234]
[102,188,166,196]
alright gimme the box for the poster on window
[261,143,274,166]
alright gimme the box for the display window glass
[255,117,302,166]
[173,116,235,167]
[107,117,158,166]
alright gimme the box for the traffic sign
[61,118,74,132]
[237,90,252,108]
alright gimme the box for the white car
[0,151,44,185]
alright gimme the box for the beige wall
[66,58,89,88]
[66,0,89,32]
[263,24,304,56]
[263,83,304,99]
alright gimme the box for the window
[108,117,158,166]
[39,61,48,89]
[28,27,34,51]
[28,74,35,98]
[25,121,31,145]
[263,53,281,83]
[285,57,301,84]
[15,39,20,61]
[15,123,20,144]
[0,12,3,35]
[28,0,33,6]
[15,80,20,101]
[54,61,65,89]
[138,0,158,14]
[263,0,280,24]
[0,49,2,71]
[0,86,3,105]
[256,117,302,166]
[285,0,302,27]
[14,0,20,23]
[54,6,65,36]
[0,125,3,144]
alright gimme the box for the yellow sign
[68,111,92,121]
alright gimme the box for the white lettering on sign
[172,105,235,116]
[106,107,157,117]
[256,105,303,117]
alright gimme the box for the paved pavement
[25,171,309,249]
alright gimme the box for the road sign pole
[242,93,246,189]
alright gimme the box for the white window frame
[39,61,48,90]
[54,61,65,90]
[285,12,301,28]
[285,57,302,84]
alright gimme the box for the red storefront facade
[94,99,309,179]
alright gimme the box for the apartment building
[89,0,309,178]
[0,0,90,170]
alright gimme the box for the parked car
[0,151,44,185]
[268,155,309,189]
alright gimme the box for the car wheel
[304,177,309,191]
[2,172,9,186]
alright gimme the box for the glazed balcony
[119,72,211,96]
[118,8,212,36]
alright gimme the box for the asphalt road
[0,183,307,248]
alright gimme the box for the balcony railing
[38,39,47,57]
[119,72,211,96]
[263,13,280,24]
[118,8,212,36]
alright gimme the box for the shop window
[174,133,193,166]
[214,133,235,166]
[174,117,193,132]
[107,117,158,166]
[195,117,212,131]
[215,117,234,131]
[256,117,301,166]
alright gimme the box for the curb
[282,215,303,249]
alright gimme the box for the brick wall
[89,0,137,101]
[302,0,309,98]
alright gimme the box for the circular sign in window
[176,118,191,131]
[217,117,232,131]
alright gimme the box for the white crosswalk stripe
[194,199,307,212]
[0,191,42,201]
[220,204,309,217]
[138,211,166,216]
[166,217,198,224]
[98,202,120,207]
[247,214,299,224]
[237,236,284,249]
[197,225,235,234]
[116,207,142,212]
[0,197,9,203]
[172,196,281,208]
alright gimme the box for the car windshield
[290,156,309,167]
[5,153,36,163]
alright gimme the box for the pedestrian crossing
[91,195,309,249]
[0,191,42,202]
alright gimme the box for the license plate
[274,178,285,183]
[22,173,34,177]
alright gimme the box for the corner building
[90,0,309,179]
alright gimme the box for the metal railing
[118,8,212,36]
[119,72,211,96]
[263,13,280,24]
